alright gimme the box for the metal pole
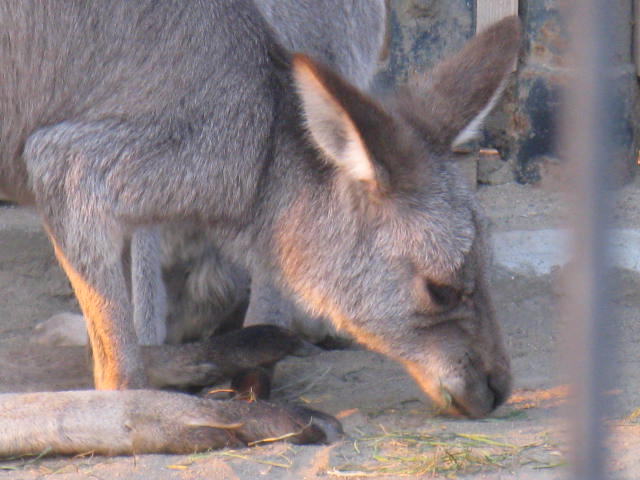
[563,1,618,479]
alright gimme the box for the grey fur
[1,0,520,422]
[132,227,167,345]
[257,0,385,90]
[158,0,386,344]
[44,0,384,346]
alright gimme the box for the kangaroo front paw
[144,325,305,390]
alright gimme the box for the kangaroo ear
[291,54,379,187]
[397,16,522,150]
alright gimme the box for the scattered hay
[183,443,297,471]
[328,430,563,477]
[0,448,52,471]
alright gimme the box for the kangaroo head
[277,17,521,418]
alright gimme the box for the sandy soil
[0,180,639,479]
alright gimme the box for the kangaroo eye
[426,281,462,311]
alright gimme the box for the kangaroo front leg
[131,226,167,345]
[46,228,146,389]
[25,121,162,390]
[143,325,312,390]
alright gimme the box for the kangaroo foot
[0,390,342,456]
[228,400,343,446]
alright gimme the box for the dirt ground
[0,181,639,479]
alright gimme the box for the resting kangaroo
[0,0,520,456]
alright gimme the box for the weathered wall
[375,0,639,185]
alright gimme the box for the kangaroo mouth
[436,381,496,419]
[402,360,511,419]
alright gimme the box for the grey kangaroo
[0,0,520,455]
